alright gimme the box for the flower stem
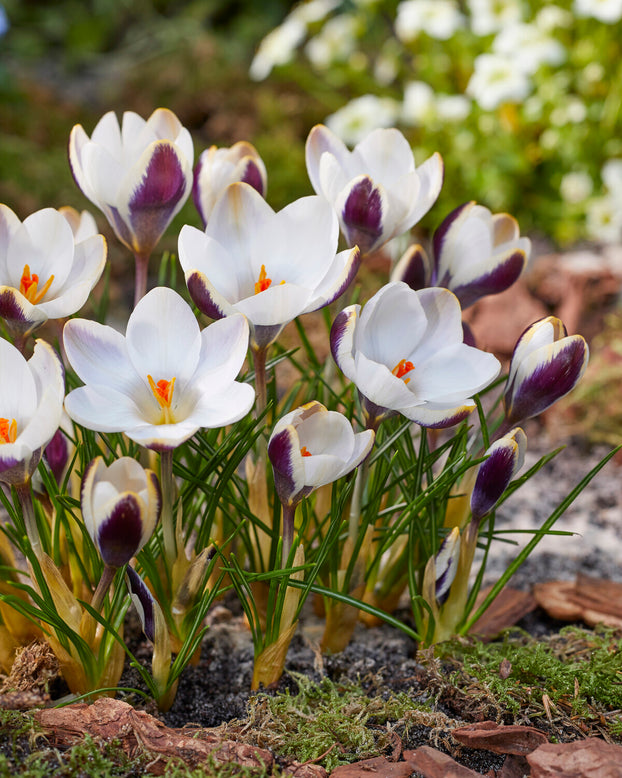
[160,448,176,568]
[15,480,42,558]
[252,345,268,420]
[90,563,116,615]
[133,251,150,307]
[281,502,296,566]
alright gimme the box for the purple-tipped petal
[330,306,358,371]
[126,567,155,642]
[45,428,69,484]
[192,156,207,225]
[470,427,527,521]
[451,248,527,309]
[0,287,48,338]
[340,176,385,254]
[391,244,433,291]
[504,336,589,424]
[127,142,189,255]
[97,493,144,567]
[432,201,474,283]
[241,159,267,196]
[186,270,228,320]
[434,527,460,604]
[268,426,307,507]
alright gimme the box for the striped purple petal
[391,244,432,291]
[97,493,144,567]
[451,249,527,309]
[268,427,308,507]
[186,270,227,320]
[432,201,473,285]
[341,176,384,254]
[470,428,526,521]
[241,159,267,196]
[126,566,155,642]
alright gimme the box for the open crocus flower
[63,286,254,450]
[305,124,443,255]
[470,427,527,522]
[68,108,193,259]
[0,205,107,340]
[504,316,588,426]
[0,338,64,486]
[268,401,375,508]
[331,282,501,429]
[179,182,360,350]
[392,201,531,308]
[59,206,99,242]
[193,141,267,226]
[81,456,161,567]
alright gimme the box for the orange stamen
[392,359,414,385]
[19,264,55,304]
[300,446,312,457]
[0,418,17,445]
[254,264,272,294]
[148,375,176,423]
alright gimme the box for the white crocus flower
[268,401,374,508]
[81,456,161,568]
[0,338,64,486]
[396,0,465,41]
[0,205,106,339]
[68,108,194,259]
[306,124,443,255]
[330,282,500,428]
[466,53,532,110]
[179,182,360,350]
[63,286,254,450]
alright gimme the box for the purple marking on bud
[451,250,526,309]
[241,160,266,197]
[330,309,352,367]
[268,428,298,506]
[342,177,383,254]
[97,493,143,567]
[433,201,474,285]
[462,321,476,348]
[421,407,474,430]
[192,157,207,226]
[108,205,135,250]
[45,428,69,484]
[128,143,188,254]
[394,246,431,291]
[321,247,361,308]
[126,566,155,642]
[186,271,226,321]
[0,289,29,322]
[505,338,588,424]
[471,448,516,521]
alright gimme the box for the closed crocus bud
[432,202,531,309]
[305,124,443,255]
[390,243,433,291]
[81,456,161,568]
[268,401,374,508]
[193,141,267,226]
[470,427,527,522]
[69,108,193,258]
[504,317,589,426]
[434,526,461,604]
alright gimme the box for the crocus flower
[470,427,527,521]
[0,205,107,339]
[504,317,588,426]
[68,108,193,258]
[179,182,360,350]
[268,401,375,508]
[305,124,443,254]
[331,282,501,428]
[63,286,254,450]
[393,201,531,308]
[193,142,267,226]
[59,206,99,242]
[433,527,460,604]
[81,456,161,567]
[0,338,64,486]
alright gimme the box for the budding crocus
[81,456,161,568]
[434,526,461,604]
[193,142,267,226]
[470,427,527,522]
[504,317,589,426]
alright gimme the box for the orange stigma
[148,375,176,423]
[300,446,312,457]
[392,359,414,385]
[254,264,272,294]
[20,264,55,304]
[0,418,17,445]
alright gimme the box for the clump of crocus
[0,205,106,347]
[392,201,531,308]
[68,108,194,304]
[504,316,589,427]
[193,141,267,226]
[305,124,443,255]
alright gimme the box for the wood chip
[534,575,622,628]
[451,721,548,755]
[470,587,538,638]
[403,746,481,777]
[527,738,622,777]
[330,756,413,778]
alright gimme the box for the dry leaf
[452,721,547,755]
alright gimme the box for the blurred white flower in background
[306,14,357,69]
[467,0,523,36]
[602,159,622,201]
[250,18,306,80]
[435,94,472,121]
[325,95,401,145]
[573,0,622,23]
[586,197,622,243]
[466,53,532,110]
[492,22,566,74]
[560,171,594,204]
[289,0,340,24]
[535,5,573,30]
[401,81,436,125]
[396,0,465,42]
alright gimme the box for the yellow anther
[0,418,17,444]
[20,264,55,304]
[148,375,176,424]
[391,359,414,385]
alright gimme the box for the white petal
[64,385,148,433]
[410,287,464,365]
[0,204,21,278]
[352,128,416,184]
[178,225,247,302]
[18,386,63,452]
[8,209,75,291]
[234,283,314,327]
[193,314,250,390]
[0,339,37,423]
[183,381,255,428]
[28,339,65,404]
[305,124,352,195]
